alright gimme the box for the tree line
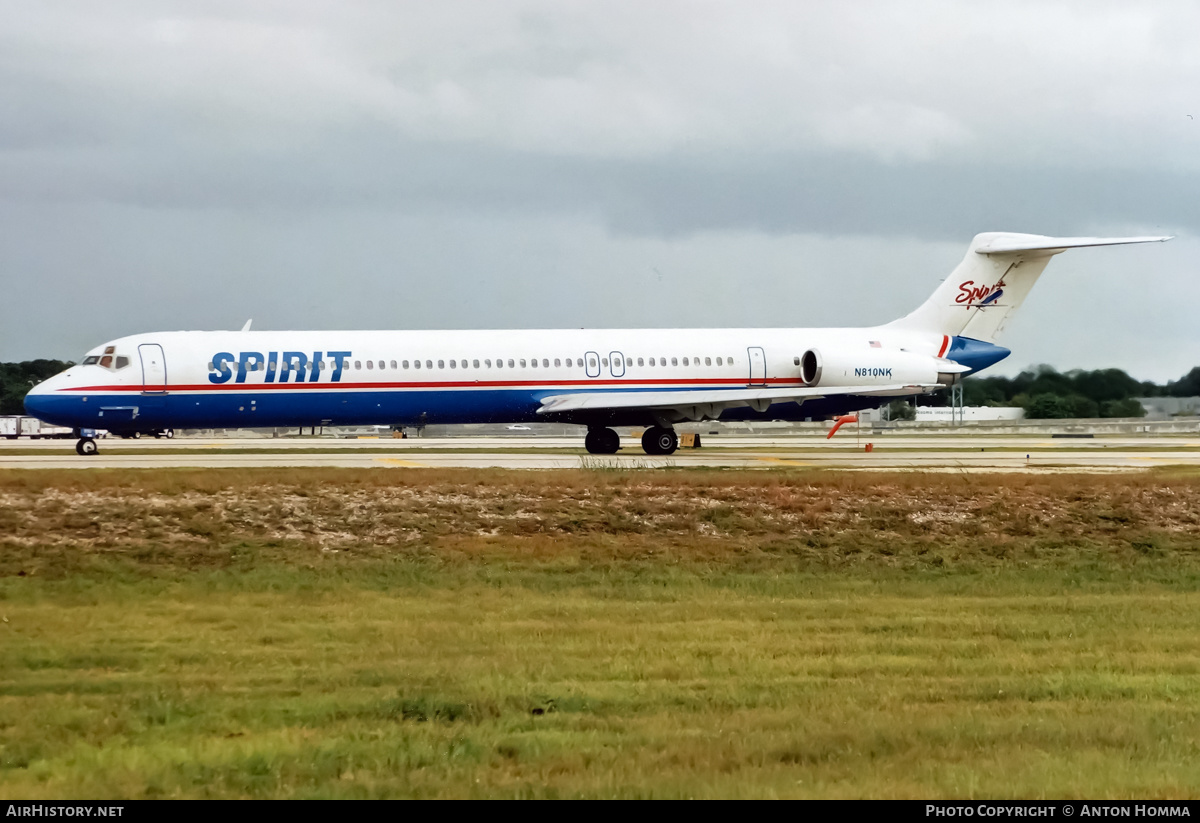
[0,360,74,414]
[915,365,1200,419]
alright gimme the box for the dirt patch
[2,468,1200,574]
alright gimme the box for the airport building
[1136,396,1200,419]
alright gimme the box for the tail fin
[886,232,1171,342]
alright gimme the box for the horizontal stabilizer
[888,231,1172,343]
[537,384,937,415]
[975,235,1172,255]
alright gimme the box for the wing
[536,383,938,416]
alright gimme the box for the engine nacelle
[800,348,966,389]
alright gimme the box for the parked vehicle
[0,415,76,439]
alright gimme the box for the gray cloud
[0,1,1196,382]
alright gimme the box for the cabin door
[747,347,766,385]
[139,344,168,393]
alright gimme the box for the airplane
[23,232,1170,457]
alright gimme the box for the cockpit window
[83,349,128,369]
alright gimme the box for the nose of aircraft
[22,376,57,420]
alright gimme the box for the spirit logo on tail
[956,280,1005,308]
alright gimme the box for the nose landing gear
[75,438,98,456]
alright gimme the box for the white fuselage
[25,325,949,432]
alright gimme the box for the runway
[2,433,1199,471]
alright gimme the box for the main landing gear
[584,427,621,454]
[75,438,98,456]
[583,426,679,455]
[641,426,678,455]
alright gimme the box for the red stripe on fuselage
[57,376,806,393]
[936,335,950,358]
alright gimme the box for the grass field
[3,468,1200,798]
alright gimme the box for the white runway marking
[2,434,1199,471]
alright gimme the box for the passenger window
[473,359,480,368]
[625,357,632,366]
[565,358,572,367]
[794,356,800,366]
[414,360,421,369]
[602,358,608,367]
[115,355,130,369]
[450,360,456,369]
[554,358,560,367]
[520,359,527,368]
[485,359,492,368]
[705,357,712,366]
[508,359,515,368]
[588,358,597,368]
[403,360,409,369]
[354,361,361,370]
[530,358,537,368]
[716,357,723,366]
[637,357,644,366]
[669,357,676,366]
[367,361,374,370]
[682,357,689,366]
[648,357,655,366]
[542,359,549,368]
[317,361,325,370]
[437,360,445,369]
[206,361,214,370]
[391,360,397,369]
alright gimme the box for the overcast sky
[1,1,1196,380]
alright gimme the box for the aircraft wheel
[585,428,620,454]
[75,438,98,456]
[133,432,141,439]
[642,427,677,455]
[641,429,660,455]
[164,428,175,439]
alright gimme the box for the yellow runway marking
[756,457,812,466]
[373,457,427,468]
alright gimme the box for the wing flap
[536,384,937,415]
